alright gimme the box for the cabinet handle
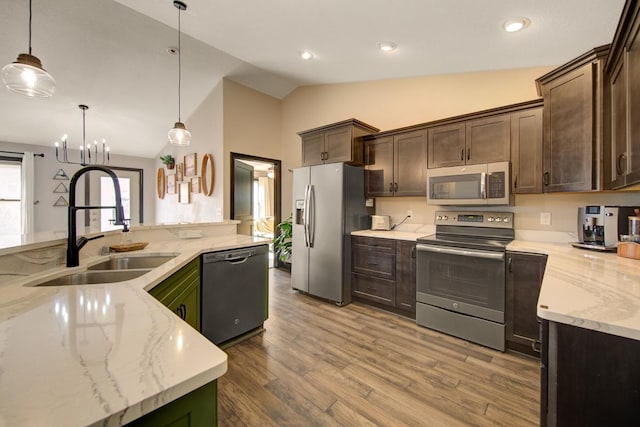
[467,148,470,161]
[508,257,513,273]
[617,153,626,175]
[514,176,518,189]
[460,149,464,161]
[543,172,550,186]
[411,246,416,258]
[389,182,394,192]
[176,303,187,320]
[532,340,541,353]
[394,182,398,192]
[324,151,328,160]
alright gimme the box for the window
[0,161,21,235]
[100,176,130,231]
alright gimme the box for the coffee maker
[573,205,640,251]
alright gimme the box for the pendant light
[168,0,191,146]
[2,0,55,97]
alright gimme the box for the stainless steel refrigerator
[291,163,371,305]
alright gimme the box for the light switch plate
[540,212,551,225]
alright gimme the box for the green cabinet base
[126,381,217,427]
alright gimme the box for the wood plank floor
[217,268,540,426]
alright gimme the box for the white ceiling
[0,0,626,159]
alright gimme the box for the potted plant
[160,154,175,169]
[273,216,292,269]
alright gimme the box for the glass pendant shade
[2,53,55,97]
[168,121,191,146]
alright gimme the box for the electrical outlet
[540,212,551,225]
[407,210,413,218]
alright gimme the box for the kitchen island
[0,223,269,426]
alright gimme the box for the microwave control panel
[487,171,506,198]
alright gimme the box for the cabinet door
[324,126,352,163]
[626,22,640,185]
[542,64,595,192]
[126,381,217,427]
[608,58,629,189]
[167,282,201,331]
[427,123,465,168]
[394,130,427,196]
[511,108,543,194]
[395,241,416,314]
[365,136,394,197]
[543,321,640,427]
[301,132,324,166]
[505,252,547,355]
[465,114,511,165]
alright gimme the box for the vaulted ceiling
[0,0,626,158]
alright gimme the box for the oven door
[416,243,505,323]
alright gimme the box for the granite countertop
[508,240,640,342]
[0,232,268,427]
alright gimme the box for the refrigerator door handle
[308,185,315,247]
[303,184,310,247]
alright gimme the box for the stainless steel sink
[88,255,176,271]
[34,269,152,287]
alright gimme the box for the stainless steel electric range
[416,211,514,351]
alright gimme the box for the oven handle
[416,244,505,261]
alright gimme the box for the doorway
[230,153,281,268]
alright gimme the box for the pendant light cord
[28,0,33,55]
[177,4,182,122]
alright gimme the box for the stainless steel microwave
[426,161,511,206]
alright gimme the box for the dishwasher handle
[203,249,256,263]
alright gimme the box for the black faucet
[67,166,126,267]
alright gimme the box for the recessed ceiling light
[379,42,397,52]
[503,18,530,33]
[300,50,314,60]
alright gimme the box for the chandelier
[54,105,110,166]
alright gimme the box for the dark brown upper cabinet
[298,119,379,166]
[605,0,640,189]
[536,45,609,192]
[427,114,511,168]
[364,129,427,197]
[511,105,544,194]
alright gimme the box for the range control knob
[452,302,459,309]
[503,217,511,223]
[442,215,448,221]
[487,217,494,222]
[436,215,443,221]
[495,217,502,222]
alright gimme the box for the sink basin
[88,255,176,271]
[34,269,151,287]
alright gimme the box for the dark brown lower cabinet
[505,251,547,356]
[351,236,416,317]
[541,320,640,427]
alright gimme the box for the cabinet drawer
[352,236,396,253]
[352,273,395,306]
[352,247,395,279]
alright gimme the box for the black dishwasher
[201,245,268,345]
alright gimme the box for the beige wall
[222,79,282,219]
[155,81,224,224]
